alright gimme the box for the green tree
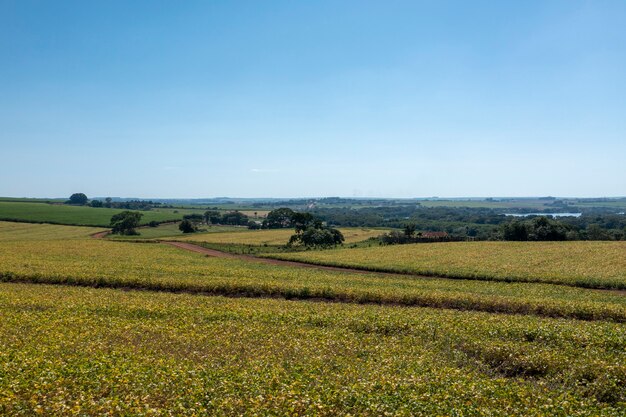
[403,223,417,238]
[110,211,143,235]
[263,208,295,229]
[204,210,221,224]
[289,226,344,248]
[586,224,609,240]
[179,219,196,234]
[502,221,528,241]
[67,193,88,205]
[287,212,343,247]
[220,211,249,225]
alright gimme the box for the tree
[179,219,196,233]
[527,217,567,241]
[110,211,143,235]
[286,212,344,247]
[247,220,261,230]
[502,221,528,241]
[263,208,295,229]
[292,212,321,233]
[66,193,88,205]
[204,210,221,224]
[501,217,568,241]
[104,197,113,208]
[183,214,204,223]
[289,226,344,248]
[586,224,609,240]
[220,211,249,225]
[90,199,103,208]
[403,223,417,238]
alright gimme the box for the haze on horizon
[1,0,625,199]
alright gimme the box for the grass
[0,221,105,241]
[0,201,180,226]
[178,227,386,245]
[0,236,624,322]
[264,241,626,290]
[0,282,624,416]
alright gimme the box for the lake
[505,212,582,218]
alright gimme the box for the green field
[0,221,105,240]
[0,221,624,414]
[0,201,181,226]
[265,241,626,290]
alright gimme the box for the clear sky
[1,0,625,198]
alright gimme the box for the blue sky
[1,0,625,198]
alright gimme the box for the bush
[179,220,196,234]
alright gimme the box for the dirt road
[162,241,406,276]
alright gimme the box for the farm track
[162,241,428,277]
[90,232,626,295]
[163,241,626,296]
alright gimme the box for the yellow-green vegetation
[179,227,385,245]
[0,238,625,322]
[0,221,105,241]
[0,283,624,416]
[0,201,179,226]
[107,223,243,240]
[265,241,626,290]
[1,222,624,415]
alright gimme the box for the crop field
[0,221,624,414]
[178,227,386,245]
[0,283,624,416]
[0,201,180,226]
[0,221,105,241]
[0,233,624,322]
[265,241,626,290]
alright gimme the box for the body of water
[505,212,582,218]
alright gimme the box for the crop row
[0,240,624,322]
[0,221,105,241]
[0,282,624,416]
[264,241,626,289]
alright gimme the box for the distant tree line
[304,206,626,241]
[65,193,163,211]
[92,198,163,210]
[201,210,254,227]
